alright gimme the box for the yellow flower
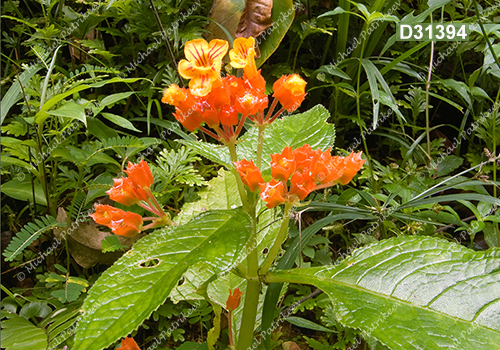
[178,39,229,96]
[229,37,258,79]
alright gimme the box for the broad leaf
[74,209,252,350]
[1,313,48,350]
[267,236,500,349]
[180,104,335,174]
[46,101,87,126]
[1,178,47,206]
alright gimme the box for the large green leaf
[180,104,335,174]
[1,178,47,206]
[1,313,48,350]
[74,209,252,350]
[266,236,500,349]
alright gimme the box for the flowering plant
[76,36,364,350]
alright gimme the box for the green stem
[227,141,249,207]
[259,202,293,276]
[235,187,260,350]
[425,40,435,168]
[256,125,266,169]
[355,30,377,192]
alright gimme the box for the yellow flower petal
[178,38,228,96]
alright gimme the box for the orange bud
[90,205,143,237]
[259,179,286,208]
[270,146,296,182]
[90,204,124,226]
[235,91,268,118]
[226,288,244,311]
[289,171,316,200]
[125,160,154,190]
[109,211,143,237]
[338,152,366,185]
[233,159,264,192]
[273,74,306,112]
[117,336,141,350]
[106,178,146,206]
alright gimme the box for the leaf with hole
[74,208,252,350]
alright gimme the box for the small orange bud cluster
[161,37,307,143]
[90,160,172,236]
[234,145,366,209]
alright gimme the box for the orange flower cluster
[90,160,172,236]
[235,145,366,208]
[162,37,307,142]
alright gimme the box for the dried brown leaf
[236,0,273,44]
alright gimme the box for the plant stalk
[259,202,293,276]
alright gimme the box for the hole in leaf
[138,258,161,268]
[262,247,269,254]
[177,276,185,286]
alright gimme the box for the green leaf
[255,0,295,67]
[285,316,336,333]
[2,215,61,261]
[99,91,136,109]
[441,78,472,109]
[1,313,48,350]
[74,209,252,350]
[46,101,87,126]
[175,342,209,350]
[101,113,141,132]
[179,104,335,174]
[267,236,500,350]
[432,155,464,177]
[35,77,146,124]
[51,282,86,303]
[0,64,43,125]
[101,235,128,253]
[1,178,47,205]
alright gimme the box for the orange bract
[90,204,143,237]
[109,211,143,237]
[289,171,316,200]
[226,288,244,311]
[178,39,228,96]
[260,179,286,208]
[338,152,366,185]
[233,159,264,192]
[126,160,154,190]
[273,74,307,112]
[106,178,143,206]
[270,146,296,182]
[90,204,123,226]
[117,337,141,350]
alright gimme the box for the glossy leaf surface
[74,209,252,350]
[267,236,500,349]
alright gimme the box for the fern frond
[3,216,63,261]
[87,136,144,160]
[152,147,205,191]
[68,192,87,221]
[62,64,121,90]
